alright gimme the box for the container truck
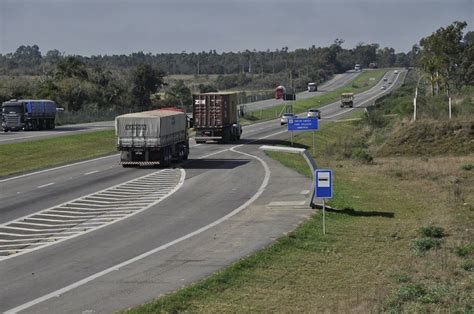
[1,99,57,131]
[192,92,242,143]
[115,108,189,167]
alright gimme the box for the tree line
[0,21,472,115]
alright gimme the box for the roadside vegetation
[240,68,388,124]
[0,130,116,177]
[127,21,473,313]
[1,36,418,125]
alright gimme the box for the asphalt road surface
[0,69,406,313]
[0,72,360,145]
[239,71,361,112]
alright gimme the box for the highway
[0,72,360,145]
[239,71,361,112]
[0,69,406,313]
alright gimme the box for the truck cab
[307,82,318,92]
[2,100,25,131]
[340,93,354,108]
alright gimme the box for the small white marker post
[413,97,417,121]
[449,97,452,120]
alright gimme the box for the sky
[0,0,472,56]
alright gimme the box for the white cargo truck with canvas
[115,109,189,167]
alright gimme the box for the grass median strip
[241,69,388,124]
[0,130,116,177]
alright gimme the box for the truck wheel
[162,147,171,167]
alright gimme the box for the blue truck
[1,99,57,131]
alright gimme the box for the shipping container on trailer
[192,92,241,143]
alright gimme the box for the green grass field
[0,130,116,177]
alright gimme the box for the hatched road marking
[0,168,184,261]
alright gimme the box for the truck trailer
[193,92,242,143]
[115,109,189,167]
[1,99,57,131]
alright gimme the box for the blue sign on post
[287,118,318,131]
[315,169,333,199]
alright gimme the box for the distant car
[383,77,388,82]
[394,70,399,74]
[280,113,296,125]
[388,81,392,84]
[380,86,386,90]
[307,108,321,119]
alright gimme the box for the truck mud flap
[194,136,223,140]
[120,161,161,166]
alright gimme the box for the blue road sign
[288,118,318,131]
[315,169,333,198]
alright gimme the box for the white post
[449,97,452,119]
[291,131,293,146]
[413,97,417,121]
[322,199,326,235]
[312,131,315,156]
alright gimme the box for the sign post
[315,169,333,234]
[288,117,318,151]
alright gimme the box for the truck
[275,85,286,99]
[340,93,354,108]
[115,108,189,167]
[354,64,361,72]
[192,92,242,143]
[307,82,318,92]
[1,99,57,131]
[275,85,296,100]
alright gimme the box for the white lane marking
[0,154,119,183]
[37,182,55,189]
[0,169,184,262]
[5,128,276,314]
[84,170,99,176]
[0,127,111,142]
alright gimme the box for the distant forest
[0,21,472,115]
[0,40,412,77]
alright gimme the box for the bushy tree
[419,21,468,93]
[164,80,192,110]
[131,63,164,111]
